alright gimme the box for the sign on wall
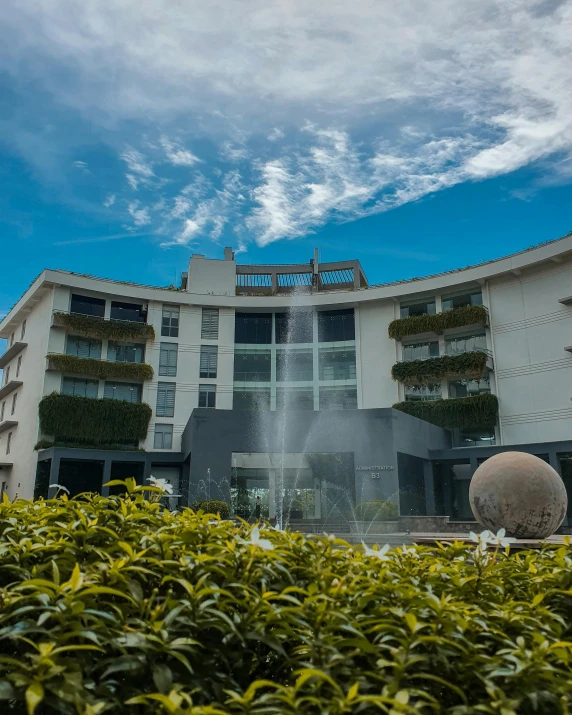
[356,465,395,479]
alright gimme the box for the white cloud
[121,148,153,177]
[103,193,116,207]
[268,128,285,142]
[127,200,151,227]
[160,136,200,166]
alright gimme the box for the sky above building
[1,0,571,319]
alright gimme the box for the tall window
[235,313,272,344]
[442,290,483,311]
[16,356,22,378]
[402,341,439,361]
[0,402,5,421]
[5,366,10,385]
[107,342,144,363]
[199,384,216,408]
[110,301,146,323]
[200,346,218,378]
[10,333,14,347]
[103,382,142,403]
[156,382,176,417]
[448,377,490,398]
[66,335,102,360]
[11,393,17,416]
[400,300,436,319]
[275,310,313,344]
[154,424,173,450]
[21,320,26,340]
[234,350,271,382]
[6,432,12,455]
[445,333,487,356]
[319,387,357,410]
[159,343,178,377]
[62,377,99,398]
[317,310,355,342]
[405,384,441,402]
[162,305,180,337]
[201,308,219,340]
[70,294,105,317]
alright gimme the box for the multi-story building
[2,236,572,523]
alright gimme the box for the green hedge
[354,499,398,521]
[391,351,488,384]
[191,499,230,519]
[393,393,499,429]
[1,495,571,713]
[39,392,152,445]
[388,304,488,340]
[48,353,154,381]
[34,439,144,452]
[54,311,155,341]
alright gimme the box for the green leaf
[26,683,44,715]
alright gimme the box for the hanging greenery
[393,393,498,429]
[54,311,155,341]
[34,438,144,452]
[388,305,488,340]
[391,351,488,384]
[47,353,153,381]
[39,392,152,445]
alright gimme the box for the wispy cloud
[127,201,151,227]
[54,231,150,246]
[160,136,200,166]
[103,193,116,207]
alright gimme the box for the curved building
[2,235,572,525]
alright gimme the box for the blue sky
[1,0,571,322]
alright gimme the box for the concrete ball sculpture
[469,451,568,539]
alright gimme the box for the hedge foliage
[39,392,152,445]
[34,439,144,452]
[393,393,499,429]
[388,305,488,340]
[391,352,488,385]
[190,500,230,519]
[354,499,398,521]
[48,354,153,381]
[54,312,155,342]
[1,493,572,714]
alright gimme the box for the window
[21,320,26,340]
[162,305,180,337]
[459,429,495,447]
[442,290,483,312]
[402,341,439,361]
[234,349,271,382]
[235,313,272,344]
[400,300,436,319]
[10,333,15,347]
[154,424,173,450]
[201,308,219,340]
[103,382,142,403]
[66,335,102,360]
[0,402,5,421]
[276,388,314,411]
[200,345,218,378]
[11,393,17,416]
[156,382,176,417]
[159,343,178,377]
[16,356,22,378]
[198,384,216,408]
[405,384,442,402]
[319,386,357,410]
[448,377,490,398]
[62,377,99,398]
[275,310,313,344]
[276,350,313,381]
[6,432,12,455]
[110,301,146,323]
[445,333,487,356]
[107,342,144,363]
[319,348,356,380]
[318,309,355,342]
[5,366,10,385]
[233,387,271,410]
[70,294,105,317]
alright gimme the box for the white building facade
[2,236,572,522]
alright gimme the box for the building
[2,236,572,524]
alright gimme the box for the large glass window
[107,342,144,363]
[458,429,495,447]
[276,388,314,411]
[557,453,572,518]
[200,345,218,379]
[276,350,313,382]
[319,348,356,381]
[161,305,180,337]
[402,341,439,361]
[70,294,105,317]
[400,300,436,318]
[275,310,313,344]
[62,377,99,398]
[234,349,271,382]
[110,301,146,323]
[201,308,219,340]
[159,343,178,377]
[318,309,355,342]
[445,333,487,355]
[154,424,173,450]
[442,290,483,311]
[405,384,441,401]
[233,387,271,410]
[319,386,357,410]
[235,313,272,344]
[103,381,142,403]
[198,384,216,408]
[66,335,102,360]
[156,382,176,418]
[448,377,490,398]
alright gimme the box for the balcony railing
[399,347,492,362]
[47,353,153,381]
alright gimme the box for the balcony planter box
[391,351,488,384]
[388,305,488,341]
[53,312,155,341]
[47,354,153,381]
[393,393,498,429]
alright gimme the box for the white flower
[49,484,70,494]
[492,528,516,548]
[362,543,390,561]
[244,526,274,551]
[147,477,174,495]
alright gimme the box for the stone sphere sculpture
[469,451,568,539]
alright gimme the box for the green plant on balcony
[388,305,488,340]
[39,392,152,446]
[393,393,498,429]
[391,351,487,384]
[47,353,153,381]
[54,311,155,341]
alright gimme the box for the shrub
[39,392,152,445]
[47,354,154,381]
[393,393,499,429]
[190,499,230,519]
[354,499,398,521]
[391,351,488,384]
[388,305,488,340]
[54,312,155,341]
[0,492,572,713]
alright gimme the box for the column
[49,453,61,493]
[101,459,112,497]
[312,312,320,411]
[423,461,436,516]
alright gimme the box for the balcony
[392,350,491,385]
[0,420,18,435]
[393,393,499,429]
[46,353,153,381]
[0,342,27,369]
[0,380,23,401]
[52,311,155,342]
[388,305,488,341]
